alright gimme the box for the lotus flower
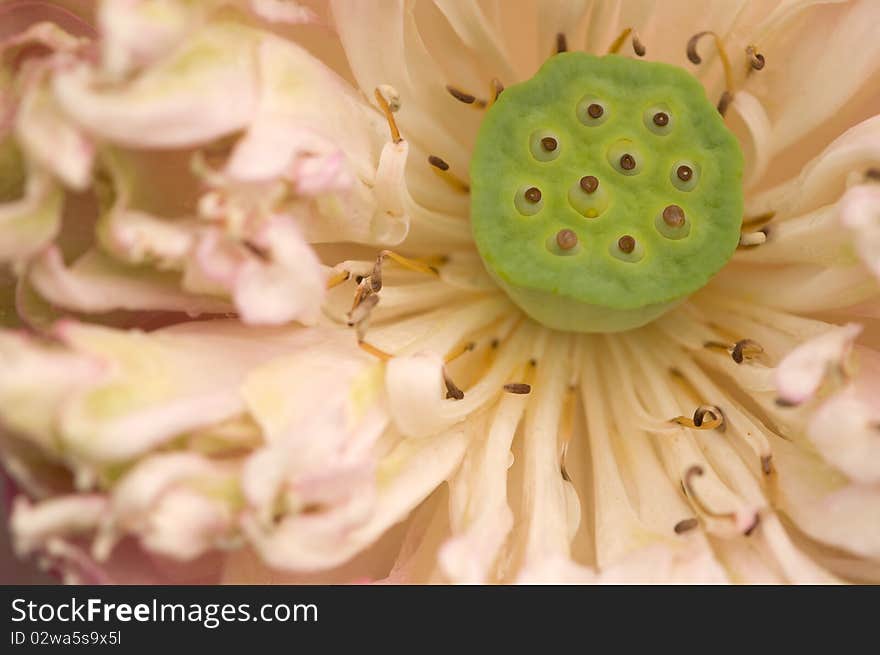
[1,0,879,585]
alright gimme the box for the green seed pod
[470,53,743,332]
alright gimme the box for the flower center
[469,53,743,332]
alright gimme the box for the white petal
[775,322,862,404]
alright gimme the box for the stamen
[488,78,504,108]
[444,369,465,400]
[446,84,487,109]
[556,32,568,54]
[358,339,392,361]
[445,340,476,364]
[683,465,736,521]
[739,230,767,247]
[559,385,576,483]
[378,250,441,278]
[428,155,470,193]
[730,338,764,364]
[670,405,724,430]
[374,87,402,144]
[503,382,531,394]
[608,27,646,57]
[745,45,765,71]
[686,32,735,115]
[865,168,880,182]
[556,228,578,250]
[761,454,774,476]
[326,269,350,289]
[242,240,270,261]
[673,517,699,534]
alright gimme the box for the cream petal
[0,166,62,264]
[794,484,880,559]
[11,494,107,556]
[248,0,319,25]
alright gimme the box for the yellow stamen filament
[741,211,776,230]
[380,250,441,277]
[446,84,487,109]
[445,341,476,364]
[671,405,724,431]
[358,340,392,361]
[374,87,402,144]
[428,155,470,193]
[487,78,504,108]
[608,27,645,56]
[687,31,735,114]
[326,269,350,289]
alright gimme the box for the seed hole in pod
[530,129,562,162]
[655,204,691,239]
[576,96,609,127]
[610,234,644,262]
[670,159,701,191]
[546,228,581,256]
[608,140,643,176]
[568,175,608,218]
[644,104,673,135]
[514,185,544,216]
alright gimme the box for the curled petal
[839,183,880,280]
[775,323,862,404]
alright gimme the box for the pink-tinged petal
[794,485,880,560]
[0,167,62,264]
[15,74,94,190]
[0,329,103,449]
[188,218,325,326]
[242,427,467,571]
[839,183,880,280]
[28,246,233,315]
[249,0,319,25]
[11,494,107,557]
[774,323,862,405]
[52,21,260,148]
[807,351,880,484]
[97,0,206,81]
[37,319,309,462]
[94,453,237,561]
[0,3,96,42]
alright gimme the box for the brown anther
[682,465,737,522]
[686,31,711,65]
[541,136,558,152]
[632,31,646,57]
[587,103,604,119]
[662,204,685,228]
[580,175,599,193]
[490,338,500,349]
[524,187,542,203]
[775,396,799,408]
[555,229,578,251]
[673,518,699,534]
[717,90,734,116]
[490,78,504,103]
[746,45,765,71]
[446,85,486,108]
[444,370,464,400]
[242,240,271,262]
[731,338,763,364]
[556,32,568,54]
[503,383,532,395]
[620,153,636,170]
[693,405,723,429]
[743,513,761,537]
[653,111,669,127]
[428,155,449,171]
[760,454,774,476]
[866,168,880,182]
[677,165,693,181]
[618,235,636,254]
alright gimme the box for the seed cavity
[653,112,669,126]
[644,104,673,135]
[671,160,700,191]
[577,96,608,126]
[611,234,644,262]
[569,175,608,218]
[556,229,578,250]
[530,129,562,162]
[608,140,642,176]
[656,204,690,239]
[663,205,685,227]
[515,185,544,216]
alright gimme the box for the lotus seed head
[470,52,743,332]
